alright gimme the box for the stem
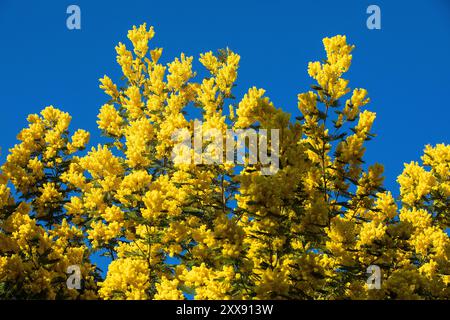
[322,100,330,205]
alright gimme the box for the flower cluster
[1,24,448,300]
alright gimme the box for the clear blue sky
[1,0,449,276]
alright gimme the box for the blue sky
[0,0,449,276]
